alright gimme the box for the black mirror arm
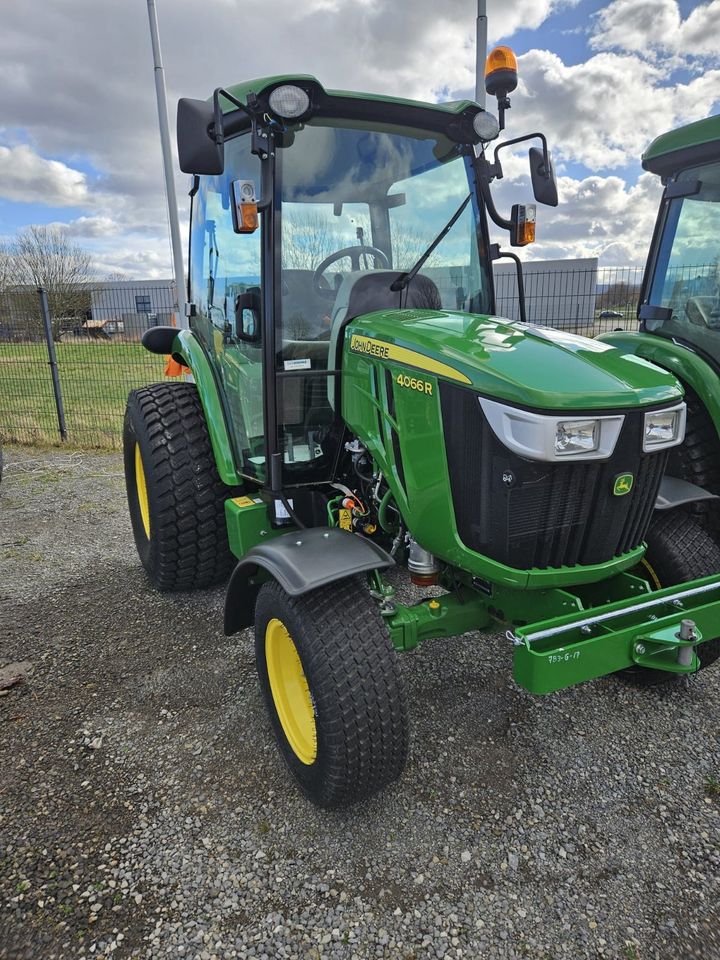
[494,133,551,179]
[476,170,512,231]
[212,88,254,141]
[490,244,527,325]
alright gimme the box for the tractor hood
[346,309,683,410]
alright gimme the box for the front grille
[440,382,668,570]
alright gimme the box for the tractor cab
[179,75,554,492]
[639,117,720,366]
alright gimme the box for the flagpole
[475,0,487,107]
[147,0,187,328]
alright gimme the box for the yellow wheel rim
[135,443,151,539]
[265,618,317,765]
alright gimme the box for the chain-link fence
[0,284,175,448]
[0,267,649,449]
[493,263,644,336]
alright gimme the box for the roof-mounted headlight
[268,85,310,120]
[473,111,500,143]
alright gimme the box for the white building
[493,257,598,332]
[90,279,177,338]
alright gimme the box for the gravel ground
[1,444,719,960]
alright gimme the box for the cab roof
[216,75,485,146]
[642,114,720,177]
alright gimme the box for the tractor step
[511,575,720,694]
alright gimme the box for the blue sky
[0,0,719,274]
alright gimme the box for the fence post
[38,287,68,442]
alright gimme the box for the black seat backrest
[344,271,442,323]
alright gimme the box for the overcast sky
[1,0,719,278]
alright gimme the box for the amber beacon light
[485,46,518,130]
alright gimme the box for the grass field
[0,340,168,448]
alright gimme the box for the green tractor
[600,115,720,543]
[124,68,720,808]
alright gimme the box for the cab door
[189,133,266,481]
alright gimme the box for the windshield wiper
[390,194,472,293]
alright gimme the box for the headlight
[555,420,599,455]
[479,397,624,462]
[473,111,500,142]
[268,84,310,119]
[643,403,686,452]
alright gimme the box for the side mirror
[529,146,558,207]
[234,290,261,343]
[177,98,224,175]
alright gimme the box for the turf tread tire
[254,577,409,808]
[124,381,236,591]
[622,511,720,685]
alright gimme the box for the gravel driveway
[1,445,719,960]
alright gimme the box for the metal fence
[0,267,650,449]
[0,284,176,449]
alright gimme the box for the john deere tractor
[600,115,720,544]
[124,62,720,808]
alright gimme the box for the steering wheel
[312,245,390,299]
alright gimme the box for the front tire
[123,382,236,591]
[254,577,409,808]
[622,511,720,685]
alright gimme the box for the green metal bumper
[512,575,720,694]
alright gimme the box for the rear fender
[151,328,242,487]
[224,527,394,634]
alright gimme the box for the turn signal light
[232,179,259,234]
[238,203,258,233]
[511,204,536,247]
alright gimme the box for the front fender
[597,332,720,440]
[224,527,394,634]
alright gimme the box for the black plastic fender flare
[223,527,394,635]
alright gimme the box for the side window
[189,134,265,478]
[647,164,720,363]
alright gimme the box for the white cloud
[591,0,720,60]
[0,0,715,276]
[508,49,720,170]
[486,161,664,266]
[0,144,89,206]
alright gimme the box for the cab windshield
[276,118,492,356]
[646,161,720,363]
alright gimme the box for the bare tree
[7,226,94,339]
[282,210,344,271]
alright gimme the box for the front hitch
[510,576,720,694]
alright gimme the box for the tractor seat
[327,270,442,407]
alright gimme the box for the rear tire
[123,381,237,591]
[254,577,409,808]
[622,511,720,685]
